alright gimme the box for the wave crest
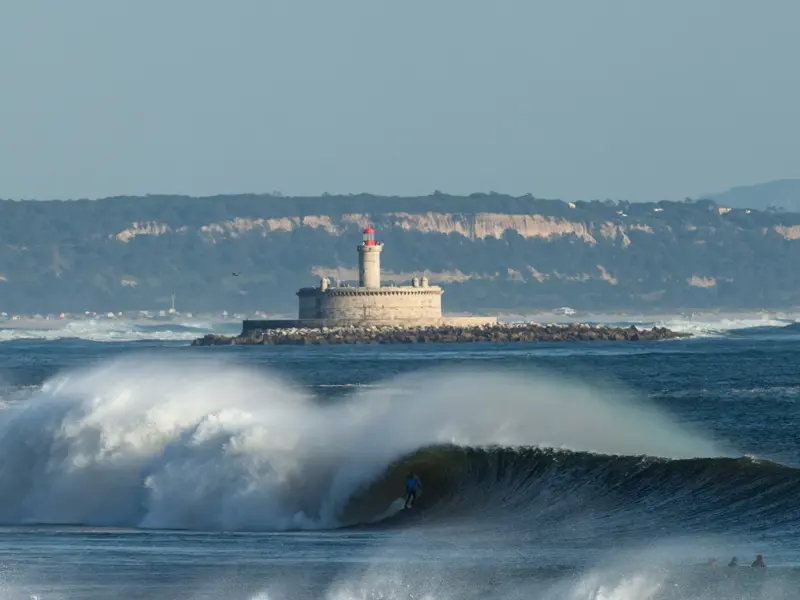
[651,316,797,337]
[0,356,724,532]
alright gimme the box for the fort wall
[297,286,443,324]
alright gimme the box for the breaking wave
[0,319,238,342]
[343,447,800,534]
[0,355,770,535]
[649,315,797,338]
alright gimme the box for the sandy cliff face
[388,212,600,243]
[101,209,798,293]
[775,225,800,240]
[199,216,339,240]
[687,276,717,288]
[103,210,797,292]
[114,222,173,242]
[310,264,623,287]
[110,212,677,247]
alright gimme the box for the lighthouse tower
[357,225,383,289]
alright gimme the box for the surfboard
[403,488,422,509]
[365,499,406,524]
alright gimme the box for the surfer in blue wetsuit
[404,472,422,509]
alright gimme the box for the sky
[1,0,798,202]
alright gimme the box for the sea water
[0,319,799,599]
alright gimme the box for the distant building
[296,225,445,325]
[243,226,496,331]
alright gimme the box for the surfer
[404,472,422,509]
[751,554,766,568]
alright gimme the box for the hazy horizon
[2,1,798,202]
[2,179,799,204]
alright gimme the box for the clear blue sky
[1,0,797,202]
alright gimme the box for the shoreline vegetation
[2,193,800,314]
[191,322,690,346]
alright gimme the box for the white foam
[647,315,795,337]
[0,356,723,531]
[0,319,224,343]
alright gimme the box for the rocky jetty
[191,323,690,346]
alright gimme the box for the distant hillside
[709,179,800,212]
[0,193,799,314]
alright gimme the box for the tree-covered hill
[709,179,800,213]
[0,193,798,314]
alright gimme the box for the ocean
[0,317,799,599]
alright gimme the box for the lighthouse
[285,227,497,328]
[357,225,383,289]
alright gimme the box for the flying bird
[232,272,240,276]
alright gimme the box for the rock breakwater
[191,323,689,346]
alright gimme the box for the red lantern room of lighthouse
[362,225,376,246]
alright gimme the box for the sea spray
[0,355,723,531]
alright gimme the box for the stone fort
[242,226,496,331]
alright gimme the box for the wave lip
[0,357,725,532]
[342,446,800,535]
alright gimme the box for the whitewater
[0,312,796,343]
[0,325,799,599]
[0,319,238,342]
[0,356,721,531]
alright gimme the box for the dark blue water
[0,327,798,599]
